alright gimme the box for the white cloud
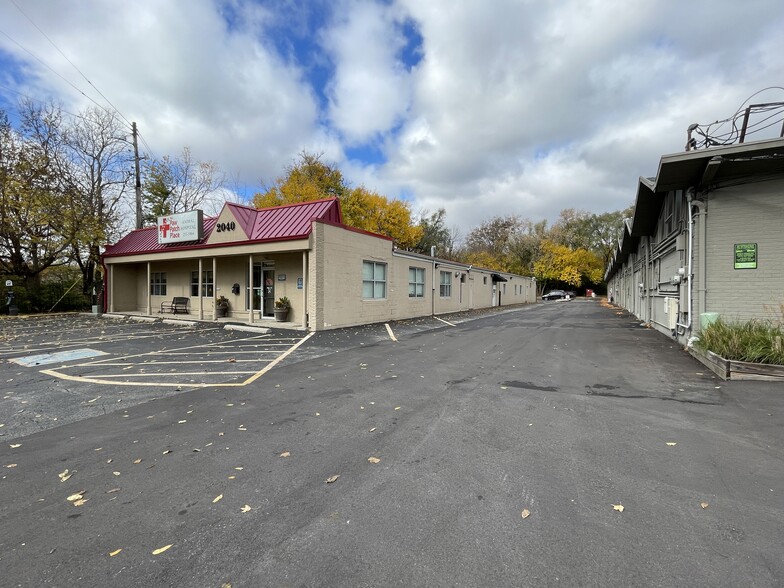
[0,0,330,193]
[376,0,784,231]
[321,0,413,144]
[1,0,782,236]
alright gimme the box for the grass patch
[696,317,784,366]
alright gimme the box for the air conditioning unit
[663,297,679,330]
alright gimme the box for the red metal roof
[104,198,342,257]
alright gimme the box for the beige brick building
[605,137,784,346]
[102,198,537,330]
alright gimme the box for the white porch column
[109,264,115,312]
[146,262,151,315]
[302,251,307,329]
[212,257,217,320]
[198,258,203,320]
[248,255,254,324]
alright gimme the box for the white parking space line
[434,316,456,327]
[39,332,314,388]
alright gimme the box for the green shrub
[696,317,784,365]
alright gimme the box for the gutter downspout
[678,189,708,343]
[676,189,696,334]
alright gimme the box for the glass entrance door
[263,269,275,317]
[248,261,275,318]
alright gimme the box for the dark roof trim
[491,273,508,282]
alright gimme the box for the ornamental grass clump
[696,317,784,366]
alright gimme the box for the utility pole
[132,122,143,229]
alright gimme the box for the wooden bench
[160,297,189,315]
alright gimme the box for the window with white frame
[190,270,214,297]
[409,267,425,298]
[439,271,452,297]
[363,261,387,299]
[150,272,167,296]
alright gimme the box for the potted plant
[216,295,230,318]
[273,296,290,322]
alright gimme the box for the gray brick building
[605,137,784,346]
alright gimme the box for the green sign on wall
[734,243,757,269]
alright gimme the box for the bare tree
[142,146,225,223]
[64,106,133,294]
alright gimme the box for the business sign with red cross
[157,210,204,244]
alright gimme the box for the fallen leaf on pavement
[521,509,531,519]
[6,463,17,468]
[325,475,340,484]
[162,450,172,455]
[368,457,381,464]
[241,505,252,513]
[106,488,121,494]
[58,469,71,482]
[394,406,401,411]
[67,492,84,502]
[612,504,625,512]
[109,549,122,557]
[666,442,677,446]
[178,420,187,424]
[700,501,709,509]
[133,459,142,464]
[315,412,320,416]
[213,494,223,503]
[152,544,172,555]
[72,498,89,507]
[226,358,236,363]
[234,466,244,470]
[10,443,21,448]
[279,452,290,458]
[113,471,121,476]
[369,427,376,432]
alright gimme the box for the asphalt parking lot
[1,301,782,587]
[0,309,518,441]
[0,315,314,440]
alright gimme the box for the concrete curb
[223,324,271,334]
[162,318,197,327]
[129,316,159,323]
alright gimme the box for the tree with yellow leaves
[533,240,604,293]
[252,152,421,249]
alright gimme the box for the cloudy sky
[1,0,783,234]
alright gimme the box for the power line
[0,5,162,180]
[0,82,87,121]
[6,0,133,128]
[0,27,111,115]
